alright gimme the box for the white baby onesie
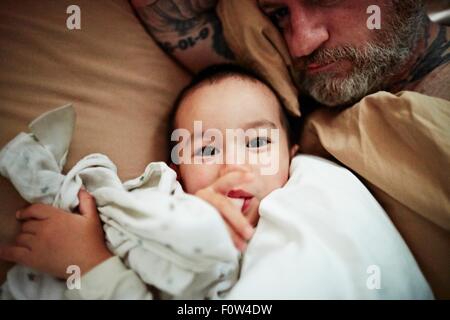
[0,105,239,300]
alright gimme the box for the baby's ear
[290,144,300,158]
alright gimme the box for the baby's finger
[78,189,99,221]
[0,244,30,264]
[208,192,254,240]
[212,171,254,195]
[226,225,247,252]
[20,220,40,235]
[245,202,260,228]
[16,204,52,221]
[15,233,35,251]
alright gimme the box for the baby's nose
[219,163,253,178]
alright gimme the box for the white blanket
[0,105,433,299]
[227,156,433,299]
[0,105,239,300]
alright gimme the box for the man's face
[259,0,425,106]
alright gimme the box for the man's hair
[167,63,299,160]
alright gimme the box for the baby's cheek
[180,164,218,194]
[258,159,290,197]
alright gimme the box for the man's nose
[285,6,329,59]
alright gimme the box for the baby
[168,64,299,250]
[0,64,432,299]
[0,64,298,299]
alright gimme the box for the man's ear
[290,144,300,158]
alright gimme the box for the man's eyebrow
[242,120,278,130]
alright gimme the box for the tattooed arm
[131,0,235,72]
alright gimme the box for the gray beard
[299,43,410,107]
[298,4,427,107]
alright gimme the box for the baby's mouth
[227,190,254,213]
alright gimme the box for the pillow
[217,0,300,116]
[0,0,190,282]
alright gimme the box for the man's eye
[266,7,289,26]
[196,145,219,157]
[247,137,271,148]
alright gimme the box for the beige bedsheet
[0,0,190,283]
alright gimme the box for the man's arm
[131,0,235,72]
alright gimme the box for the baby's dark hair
[167,63,299,160]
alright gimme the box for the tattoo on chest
[405,25,450,85]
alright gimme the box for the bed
[0,0,449,298]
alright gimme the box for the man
[130,0,450,298]
[131,0,449,103]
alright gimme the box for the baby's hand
[195,171,256,252]
[0,190,112,279]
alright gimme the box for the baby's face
[173,78,294,225]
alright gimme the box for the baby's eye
[247,137,271,148]
[195,145,219,157]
